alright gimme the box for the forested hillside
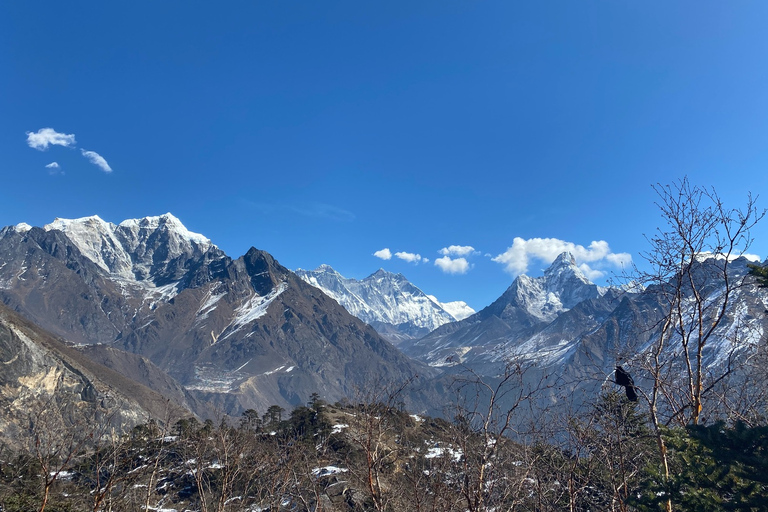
[2,387,766,512]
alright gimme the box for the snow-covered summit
[492,251,602,323]
[13,222,32,233]
[118,213,210,246]
[426,295,475,321]
[296,265,474,343]
[42,213,214,283]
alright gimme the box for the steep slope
[296,265,474,344]
[76,344,217,419]
[0,302,190,445]
[403,252,603,366]
[406,253,768,421]
[0,216,435,416]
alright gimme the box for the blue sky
[2,1,768,310]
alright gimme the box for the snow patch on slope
[223,282,287,339]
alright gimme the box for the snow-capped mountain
[43,213,214,284]
[295,265,474,344]
[426,295,475,322]
[0,215,434,416]
[403,250,768,419]
[403,251,604,364]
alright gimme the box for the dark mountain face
[0,218,434,417]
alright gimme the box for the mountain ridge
[0,215,437,417]
[296,264,474,344]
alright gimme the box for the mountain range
[402,252,608,368]
[403,250,768,419]
[0,213,766,435]
[296,264,474,344]
[0,214,434,422]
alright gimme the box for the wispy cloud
[492,237,632,278]
[373,248,392,260]
[439,245,476,257]
[395,251,424,264]
[45,162,63,175]
[290,202,355,222]
[81,149,113,173]
[26,128,76,151]
[435,256,471,274]
[242,200,355,222]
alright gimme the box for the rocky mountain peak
[484,252,598,325]
[370,268,393,279]
[0,222,32,236]
[295,264,470,343]
[242,247,283,295]
[34,214,216,285]
[117,213,210,246]
[543,252,592,300]
[546,251,577,272]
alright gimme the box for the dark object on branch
[615,365,638,402]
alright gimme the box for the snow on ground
[263,366,285,376]
[424,443,463,461]
[312,466,349,477]
[331,424,349,434]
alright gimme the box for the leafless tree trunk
[632,178,765,511]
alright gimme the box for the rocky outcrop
[0,303,189,445]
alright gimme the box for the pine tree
[748,262,768,288]
[630,422,768,511]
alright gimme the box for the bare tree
[447,360,544,512]
[342,378,416,511]
[631,178,764,511]
[28,395,98,512]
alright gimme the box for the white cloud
[439,245,476,257]
[395,251,423,264]
[45,161,63,175]
[80,149,112,173]
[605,252,633,267]
[435,256,471,275]
[373,248,392,260]
[579,264,605,281]
[26,128,76,150]
[492,237,632,277]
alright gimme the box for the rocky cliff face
[0,302,188,445]
[0,216,434,417]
